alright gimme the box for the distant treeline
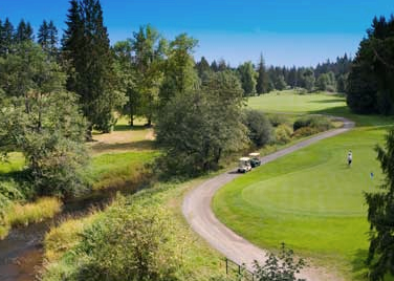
[196,54,352,96]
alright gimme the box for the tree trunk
[86,124,93,142]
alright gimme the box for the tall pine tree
[256,53,268,95]
[63,0,123,136]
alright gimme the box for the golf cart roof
[249,152,260,157]
[239,157,250,161]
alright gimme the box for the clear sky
[0,0,392,67]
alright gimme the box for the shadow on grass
[309,98,346,104]
[309,106,394,128]
[113,124,149,132]
[91,140,154,154]
[351,249,369,280]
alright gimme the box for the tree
[113,40,139,126]
[15,19,34,43]
[365,128,394,281]
[159,33,198,107]
[243,109,273,147]
[238,61,257,96]
[347,16,394,115]
[302,68,315,92]
[131,25,167,126]
[63,0,123,135]
[0,42,88,197]
[0,18,14,56]
[156,71,246,177]
[196,56,211,78]
[38,20,58,57]
[256,53,268,94]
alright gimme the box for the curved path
[182,117,355,281]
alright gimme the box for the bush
[292,127,320,138]
[243,110,274,147]
[275,124,293,144]
[293,115,332,132]
[268,114,289,127]
[73,198,182,281]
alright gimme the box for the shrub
[268,114,289,127]
[274,124,293,144]
[293,115,332,132]
[74,199,182,281]
[292,127,320,138]
[243,110,274,147]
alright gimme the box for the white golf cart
[238,157,252,173]
[249,152,261,168]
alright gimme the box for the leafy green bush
[274,124,293,144]
[243,109,273,147]
[268,114,289,127]
[293,115,332,132]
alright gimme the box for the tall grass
[6,197,62,227]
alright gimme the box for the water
[0,184,140,281]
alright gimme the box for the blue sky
[0,0,392,67]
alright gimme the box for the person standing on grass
[348,150,353,167]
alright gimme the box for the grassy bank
[213,91,394,280]
[42,178,225,281]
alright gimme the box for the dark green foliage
[347,16,394,115]
[256,54,269,94]
[38,20,58,57]
[293,116,332,132]
[0,18,14,56]
[63,0,123,134]
[365,128,394,281]
[302,68,315,92]
[156,71,246,178]
[243,109,273,147]
[15,19,34,43]
[253,243,307,281]
[238,61,257,96]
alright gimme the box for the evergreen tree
[196,56,211,79]
[15,19,34,43]
[365,128,394,280]
[0,18,14,55]
[210,60,219,72]
[63,0,123,135]
[38,20,58,56]
[256,53,268,94]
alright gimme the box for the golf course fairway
[213,92,393,280]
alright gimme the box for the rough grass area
[213,91,394,280]
[42,178,225,281]
[248,90,346,113]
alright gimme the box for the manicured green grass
[214,91,394,279]
[248,90,346,113]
